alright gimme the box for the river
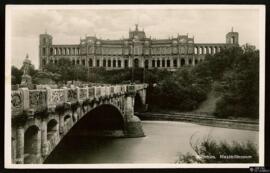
[45,121,258,164]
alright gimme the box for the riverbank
[136,112,259,131]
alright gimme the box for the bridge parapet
[11,84,147,118]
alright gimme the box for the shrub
[176,136,258,163]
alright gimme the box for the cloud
[8,7,261,68]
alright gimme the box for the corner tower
[39,32,53,69]
[226,27,239,44]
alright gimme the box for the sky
[7,5,262,69]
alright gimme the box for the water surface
[45,121,258,163]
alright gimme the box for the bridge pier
[138,89,148,112]
[15,127,24,164]
[124,86,145,138]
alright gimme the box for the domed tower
[39,31,53,69]
[21,54,32,86]
[129,24,146,40]
[226,27,239,45]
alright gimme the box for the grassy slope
[193,89,220,114]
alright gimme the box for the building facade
[39,25,239,70]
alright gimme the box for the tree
[32,71,61,84]
[11,66,23,85]
[214,44,259,119]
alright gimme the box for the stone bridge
[11,84,148,164]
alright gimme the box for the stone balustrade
[11,84,148,118]
[11,83,148,164]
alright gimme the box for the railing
[11,84,147,117]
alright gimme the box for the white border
[5,4,266,169]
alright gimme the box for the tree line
[12,44,259,119]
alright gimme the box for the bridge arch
[24,125,40,164]
[61,104,125,139]
[47,119,58,141]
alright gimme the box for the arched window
[181,58,185,66]
[82,59,85,66]
[152,60,156,67]
[76,60,80,65]
[189,59,192,65]
[50,48,53,55]
[167,59,171,67]
[231,36,235,44]
[173,59,177,67]
[203,47,207,54]
[103,59,107,67]
[145,60,149,69]
[89,59,93,67]
[47,119,58,141]
[162,59,165,67]
[195,59,198,65]
[108,60,111,67]
[194,47,198,54]
[72,60,75,65]
[96,60,100,67]
[42,59,46,66]
[118,60,121,67]
[113,60,116,67]
[124,60,128,68]
[42,48,46,56]
[213,47,216,54]
[157,60,160,67]
[208,47,212,54]
[134,59,139,68]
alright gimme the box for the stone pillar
[192,56,195,66]
[45,86,52,108]
[100,57,103,67]
[34,129,42,163]
[128,56,132,68]
[124,85,145,138]
[41,120,48,158]
[16,127,24,164]
[140,90,147,105]
[140,57,144,68]
[12,137,16,164]
[19,88,29,111]
[93,56,96,67]
[125,96,134,120]
[59,114,65,135]
[185,57,189,65]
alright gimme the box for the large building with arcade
[39,24,239,70]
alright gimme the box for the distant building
[39,25,239,70]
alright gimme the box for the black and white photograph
[5,5,265,169]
